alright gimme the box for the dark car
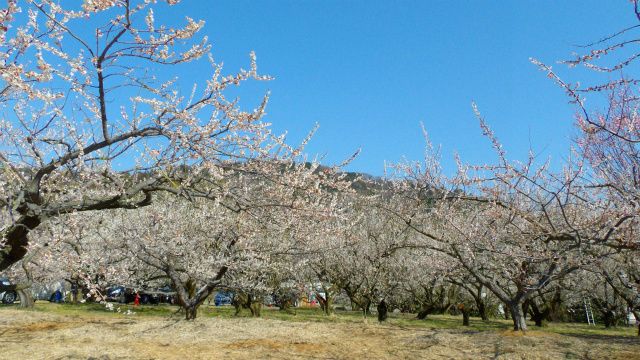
[139,291,158,305]
[214,291,233,306]
[154,285,176,304]
[106,286,136,304]
[0,278,18,304]
[138,286,177,305]
[106,285,176,305]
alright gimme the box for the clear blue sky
[157,1,631,175]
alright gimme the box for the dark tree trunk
[528,302,545,327]
[504,303,510,320]
[457,303,471,326]
[416,305,433,320]
[534,315,543,327]
[477,300,488,321]
[0,215,41,272]
[71,289,79,304]
[548,290,564,322]
[533,314,543,327]
[185,304,198,320]
[2,177,156,273]
[234,303,241,315]
[462,311,470,326]
[602,309,614,328]
[377,300,388,322]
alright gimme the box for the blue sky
[155,1,632,175]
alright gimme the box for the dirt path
[0,309,638,359]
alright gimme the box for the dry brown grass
[0,308,638,359]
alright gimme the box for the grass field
[1,302,638,359]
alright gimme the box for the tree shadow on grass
[561,332,639,346]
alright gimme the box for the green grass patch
[543,321,637,337]
[2,301,637,338]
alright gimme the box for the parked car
[214,291,233,306]
[263,294,277,307]
[154,285,176,304]
[106,286,135,304]
[0,278,18,304]
[49,289,64,303]
[106,285,176,305]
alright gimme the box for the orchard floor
[0,303,639,359]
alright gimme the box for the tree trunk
[316,292,333,316]
[186,278,196,299]
[279,294,296,315]
[603,309,614,328]
[0,215,41,272]
[71,289,79,304]
[362,299,371,318]
[416,305,433,320]
[166,265,227,321]
[534,313,544,327]
[377,300,388,322]
[250,301,262,317]
[504,303,510,320]
[17,289,34,308]
[533,314,543,327]
[529,302,544,327]
[185,304,198,320]
[477,300,488,321]
[231,292,261,317]
[522,301,529,320]
[323,293,333,316]
[633,311,640,337]
[509,301,527,331]
[548,290,564,322]
[457,303,471,326]
[350,301,360,312]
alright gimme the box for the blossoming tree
[533,0,640,333]
[385,118,631,331]
[0,0,307,278]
